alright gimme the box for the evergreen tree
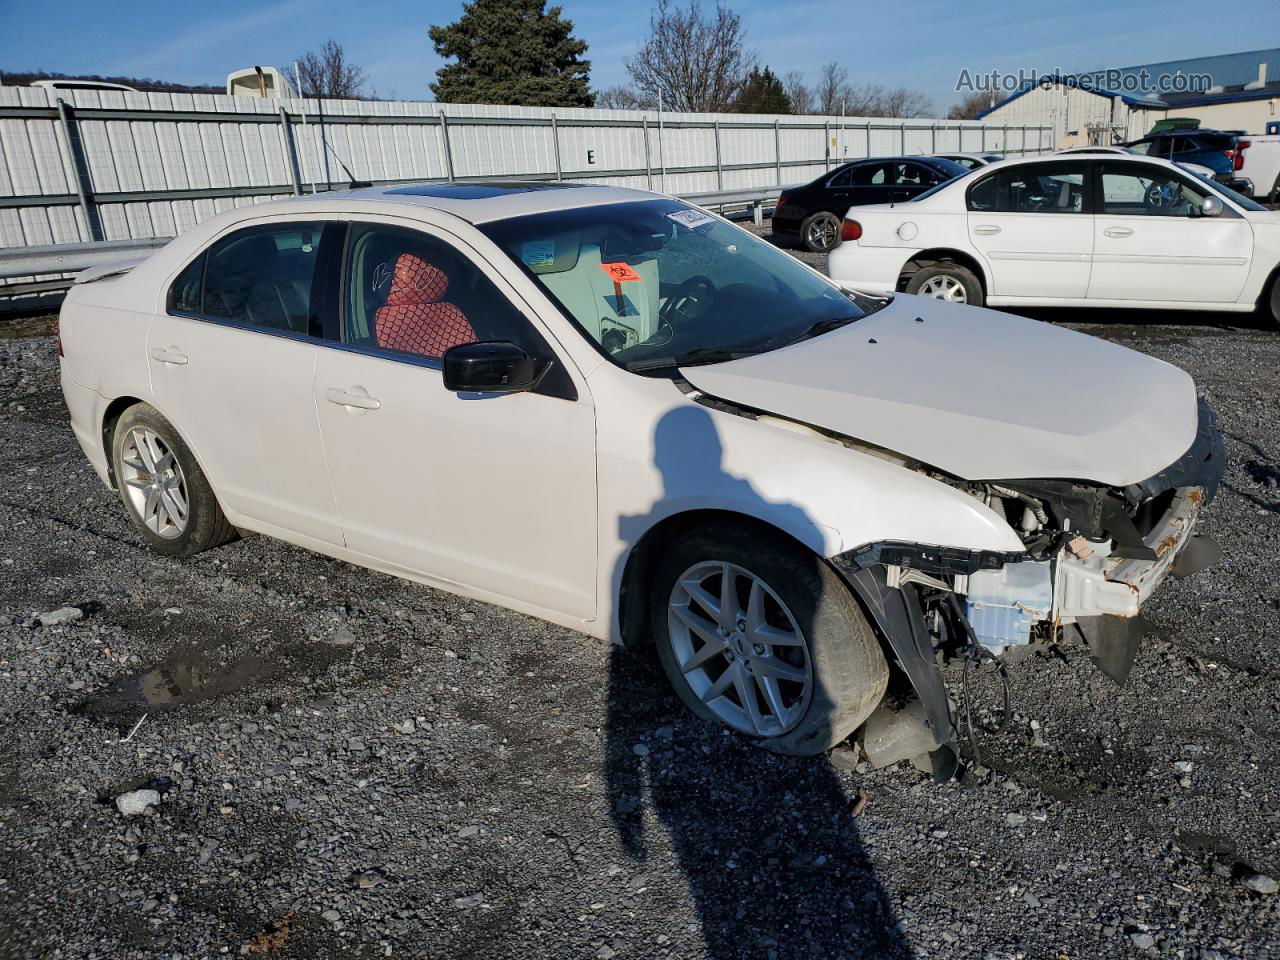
[733,66,792,114]
[429,0,593,107]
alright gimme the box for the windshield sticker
[521,240,557,268]
[667,208,716,230]
[599,261,643,284]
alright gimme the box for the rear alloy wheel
[652,525,887,755]
[906,262,984,306]
[111,403,236,558]
[801,212,842,253]
[1266,274,1280,329]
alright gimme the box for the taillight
[775,193,787,209]
[1234,139,1250,171]
[841,219,862,242]
[56,315,64,357]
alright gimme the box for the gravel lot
[2,227,1279,959]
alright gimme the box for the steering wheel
[659,275,716,326]
[1143,180,1183,212]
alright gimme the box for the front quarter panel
[590,366,1023,642]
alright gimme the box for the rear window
[1194,133,1234,149]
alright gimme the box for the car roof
[310,180,664,224]
[1005,153,1179,169]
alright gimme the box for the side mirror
[442,341,549,394]
[1200,195,1224,218]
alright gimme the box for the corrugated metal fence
[0,85,1051,252]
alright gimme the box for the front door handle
[972,224,1001,236]
[1103,226,1135,238]
[150,346,188,365]
[325,386,382,411]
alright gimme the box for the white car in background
[58,182,1223,775]
[932,152,1004,170]
[829,153,1280,325]
[1055,145,1218,181]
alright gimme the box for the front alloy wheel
[668,561,813,737]
[651,525,888,756]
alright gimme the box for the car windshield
[479,198,887,373]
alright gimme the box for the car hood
[679,295,1198,486]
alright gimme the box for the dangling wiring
[946,592,1011,767]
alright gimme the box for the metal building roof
[977,48,1280,119]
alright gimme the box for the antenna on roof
[320,138,371,189]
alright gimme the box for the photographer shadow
[605,405,913,959]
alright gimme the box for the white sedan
[829,153,1280,324]
[58,181,1223,773]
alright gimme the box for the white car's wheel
[651,525,887,755]
[111,403,236,558]
[906,263,984,306]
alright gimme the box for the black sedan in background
[772,155,969,252]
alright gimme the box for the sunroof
[384,181,586,199]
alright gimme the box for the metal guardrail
[0,184,792,295]
[0,238,169,280]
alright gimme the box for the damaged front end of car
[828,400,1226,781]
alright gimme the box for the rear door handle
[972,225,1001,236]
[325,386,382,411]
[150,347,188,365]
[1103,226,1134,238]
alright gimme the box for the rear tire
[111,403,236,558]
[905,261,984,306]
[1265,273,1280,329]
[650,525,887,756]
[801,212,842,253]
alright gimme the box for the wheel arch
[101,395,147,490]
[616,509,820,650]
[100,396,220,504]
[896,248,989,294]
[1256,262,1280,323]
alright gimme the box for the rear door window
[170,223,324,336]
[967,162,1088,213]
[852,163,892,186]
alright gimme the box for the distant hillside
[0,70,222,94]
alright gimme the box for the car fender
[589,367,1023,643]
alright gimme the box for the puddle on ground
[75,639,342,733]
[1174,830,1268,882]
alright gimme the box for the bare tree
[813,62,848,116]
[948,90,993,120]
[296,39,367,99]
[624,0,756,112]
[782,70,812,114]
[594,85,656,110]
[876,86,933,119]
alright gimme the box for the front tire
[905,261,984,306]
[801,212,842,253]
[651,525,887,756]
[111,403,236,558]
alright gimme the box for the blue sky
[1,0,1276,111]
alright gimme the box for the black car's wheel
[801,212,842,253]
[906,262,984,306]
[651,524,887,756]
[111,403,237,558]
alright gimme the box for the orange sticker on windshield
[600,262,642,283]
